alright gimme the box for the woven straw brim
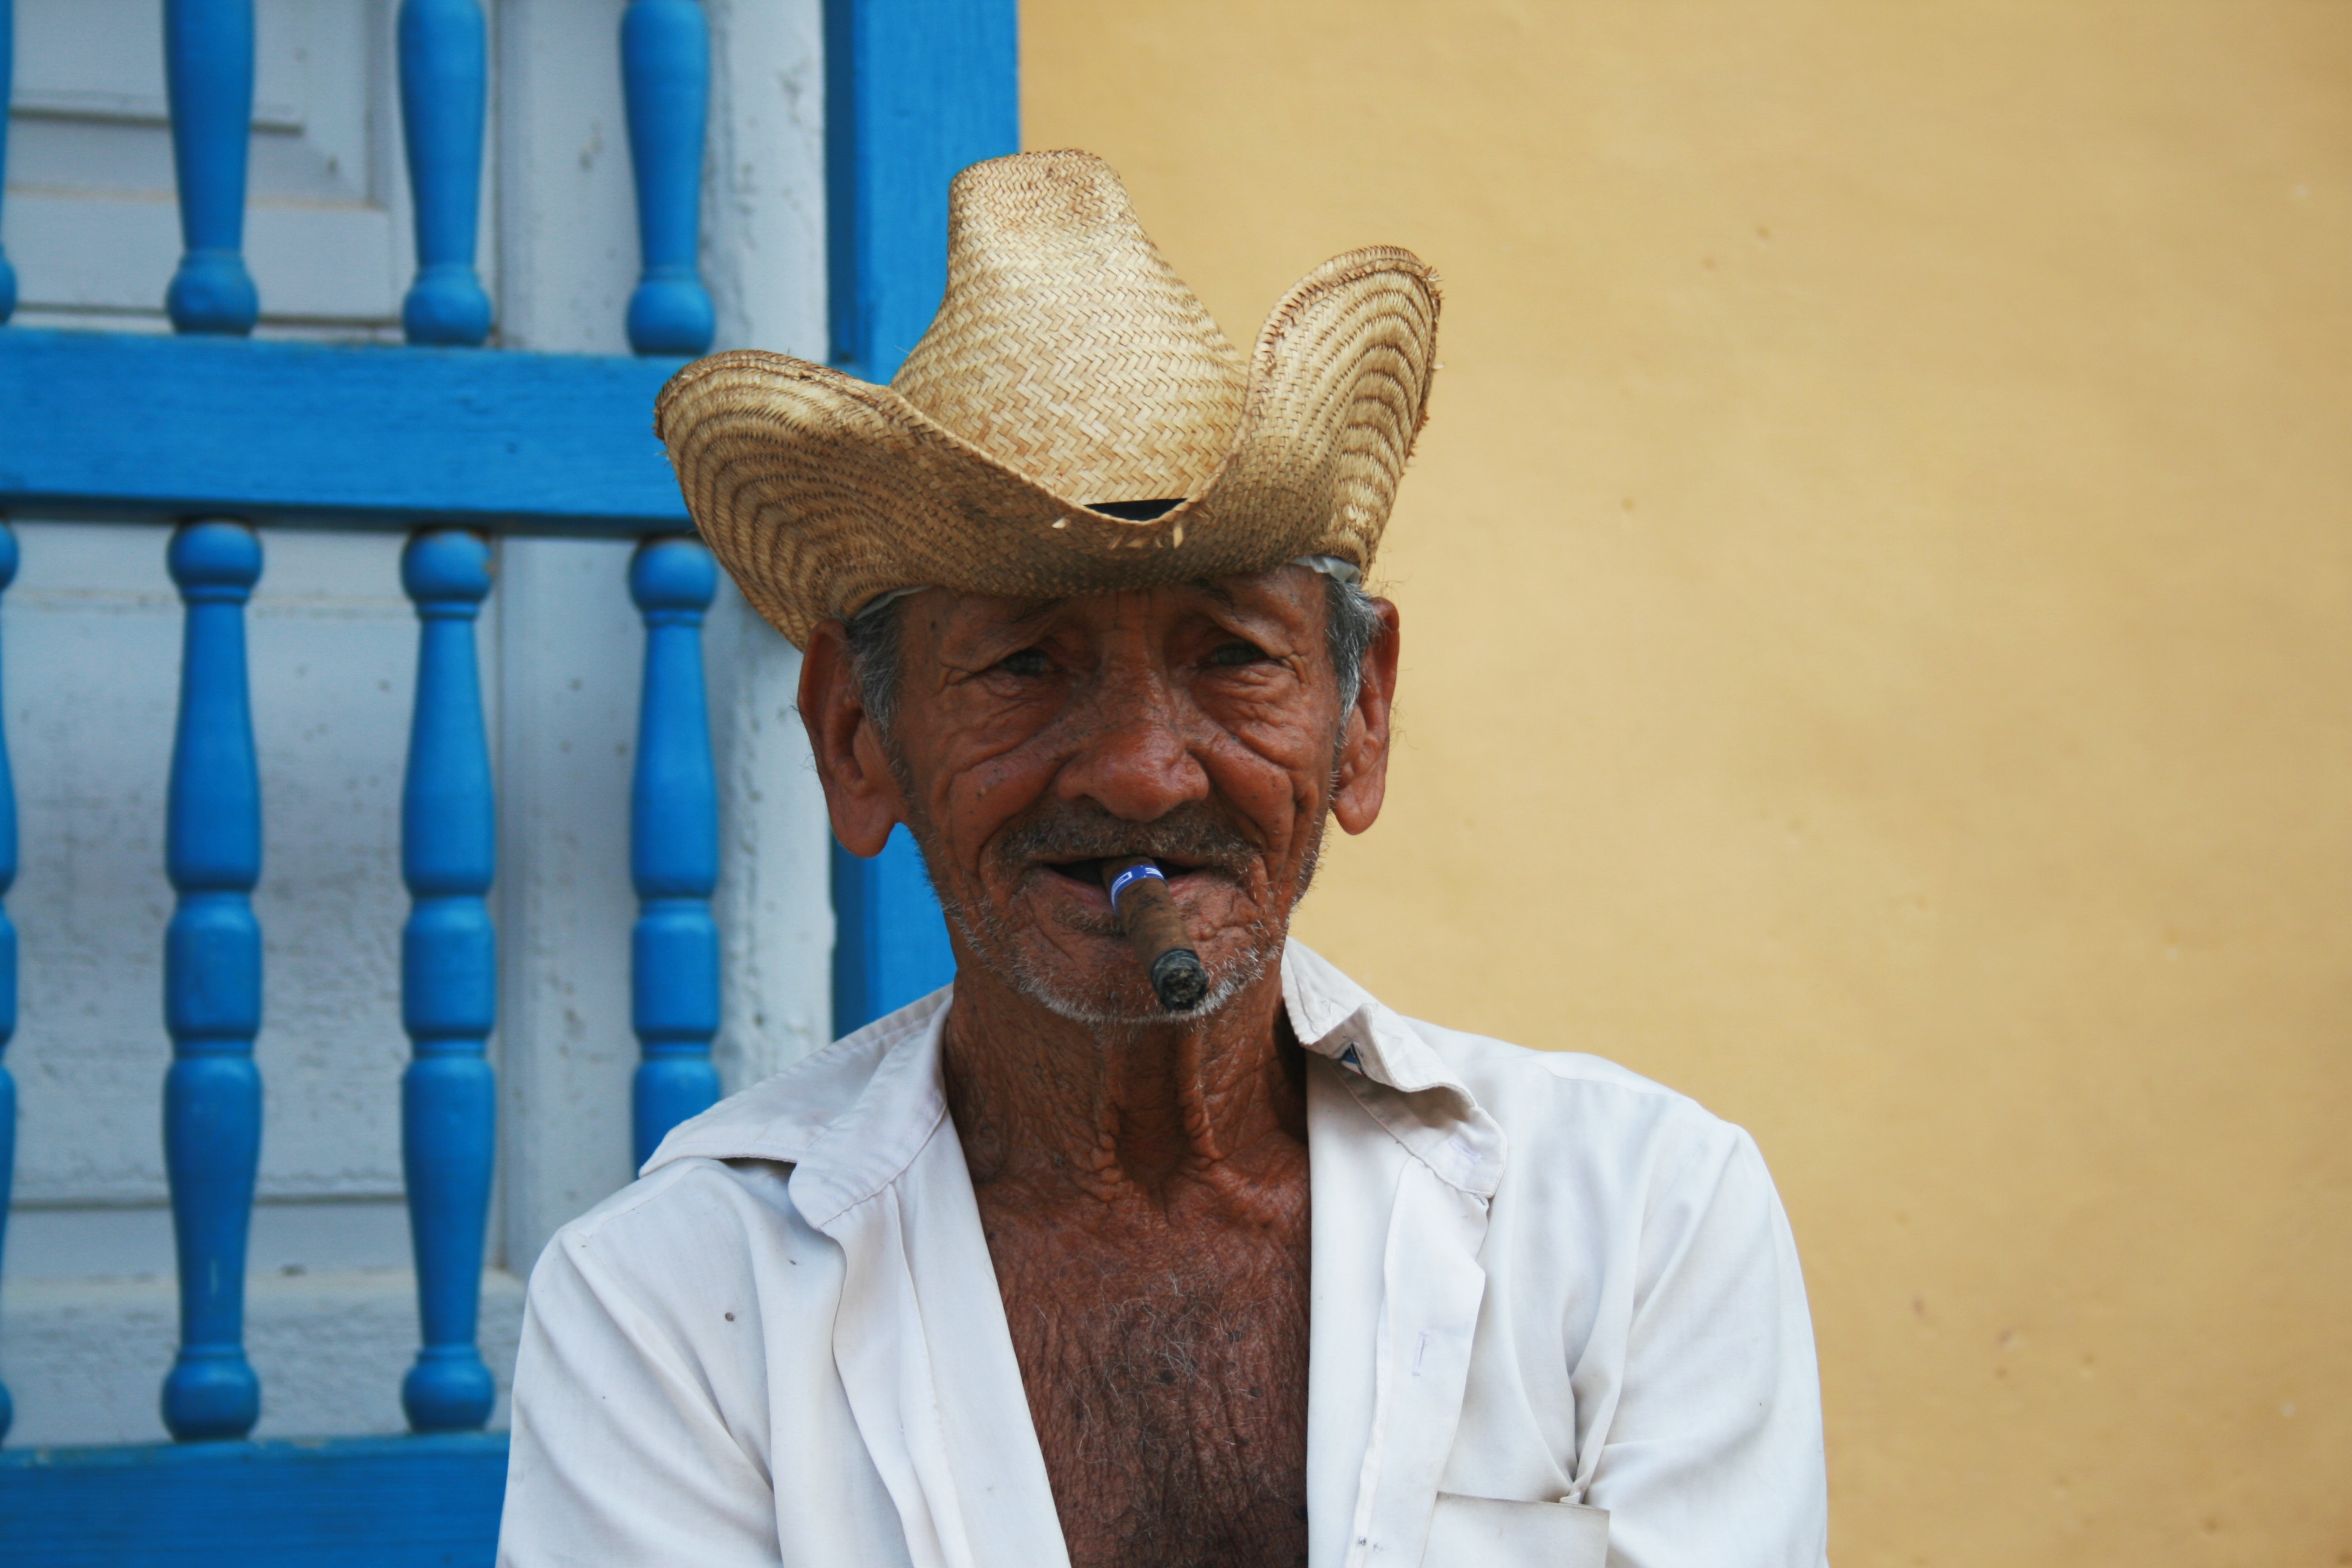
[655,247,1440,648]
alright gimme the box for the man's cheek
[1204,750,1319,841]
[933,753,1039,846]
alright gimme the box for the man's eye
[1206,639,1269,668]
[995,648,1051,677]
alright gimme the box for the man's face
[802,564,1400,1022]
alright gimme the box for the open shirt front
[497,943,1830,1568]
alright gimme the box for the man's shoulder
[543,1145,797,1260]
[1285,941,1760,1183]
[1407,1015,1688,1100]
[639,987,953,1171]
[1395,1011,1762,1181]
[535,988,956,1285]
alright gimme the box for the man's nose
[1054,670,1211,823]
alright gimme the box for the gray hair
[843,572,1381,737]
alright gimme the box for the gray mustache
[994,806,1258,875]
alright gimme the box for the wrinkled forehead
[897,561,1331,649]
[858,555,1357,624]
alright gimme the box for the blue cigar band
[1106,863,1165,910]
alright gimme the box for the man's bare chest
[984,1204,1313,1568]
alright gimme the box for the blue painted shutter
[823,0,1019,1036]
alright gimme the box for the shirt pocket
[1422,1492,1610,1568]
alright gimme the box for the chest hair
[984,1200,1312,1568]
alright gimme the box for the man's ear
[798,619,906,857]
[1330,597,1401,835]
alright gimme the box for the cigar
[1101,856,1209,1012]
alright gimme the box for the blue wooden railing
[0,0,1012,1554]
[0,0,724,1454]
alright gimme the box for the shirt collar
[642,940,1504,1212]
[1279,942,1506,1199]
[641,986,954,1226]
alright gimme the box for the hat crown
[889,151,1247,506]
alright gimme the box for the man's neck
[939,958,1307,1210]
[946,957,1316,1568]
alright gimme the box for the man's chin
[935,869,1290,1030]
[1014,965,1255,1028]
[954,924,1280,1029]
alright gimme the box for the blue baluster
[163,0,260,335]
[629,539,721,1168]
[1,0,19,324]
[621,0,714,356]
[160,521,264,1442]
[398,530,497,1433]
[0,525,18,1443]
[398,0,492,345]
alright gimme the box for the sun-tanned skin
[799,564,1401,1568]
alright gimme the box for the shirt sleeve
[1579,1125,1831,1568]
[497,1207,782,1568]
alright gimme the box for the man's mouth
[1039,856,1209,890]
[992,804,1259,906]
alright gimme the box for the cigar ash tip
[1148,947,1209,1012]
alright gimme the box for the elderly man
[498,151,1828,1568]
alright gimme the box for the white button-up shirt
[498,944,1829,1568]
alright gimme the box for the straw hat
[654,149,1440,648]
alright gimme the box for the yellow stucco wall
[1025,3,2349,1562]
